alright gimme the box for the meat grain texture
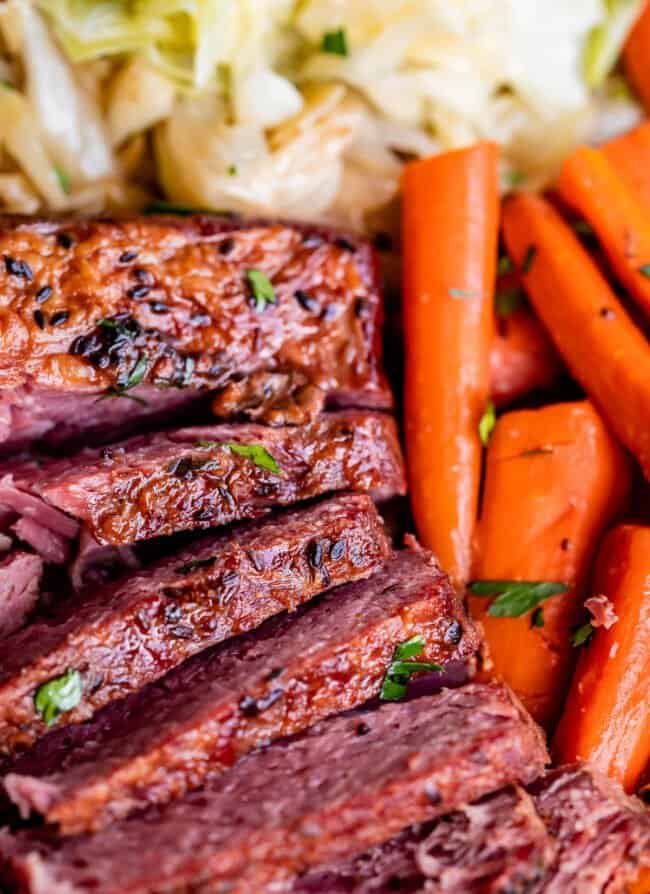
[0,683,548,894]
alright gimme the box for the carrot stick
[469,401,631,729]
[554,524,650,792]
[557,145,650,319]
[502,192,650,480]
[402,143,499,584]
[603,120,650,215]
[490,306,563,408]
[629,867,650,894]
[624,1,650,112]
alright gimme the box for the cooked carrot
[603,120,650,215]
[554,524,650,793]
[402,143,499,584]
[624,1,650,111]
[629,867,650,894]
[469,401,631,729]
[490,306,562,408]
[558,145,650,319]
[502,192,650,480]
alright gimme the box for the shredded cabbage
[0,0,636,225]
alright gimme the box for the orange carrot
[502,192,650,480]
[558,145,650,319]
[402,143,499,584]
[624,1,650,111]
[469,401,631,729]
[554,524,650,793]
[629,867,650,894]
[490,306,562,408]
[603,120,650,215]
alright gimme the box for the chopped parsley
[497,255,513,276]
[226,443,281,474]
[34,669,83,727]
[54,166,71,195]
[638,264,650,278]
[572,622,594,647]
[245,269,277,311]
[478,400,496,447]
[522,245,537,274]
[227,164,238,177]
[468,580,568,618]
[531,607,545,628]
[505,169,526,189]
[380,635,443,701]
[100,354,148,405]
[322,28,348,56]
[495,285,525,317]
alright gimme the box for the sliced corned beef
[0,215,389,453]
[0,552,43,639]
[0,493,390,757]
[3,547,480,833]
[0,682,548,894]
[0,411,405,552]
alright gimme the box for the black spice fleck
[127,285,150,300]
[50,310,70,327]
[190,313,211,327]
[599,307,615,319]
[170,625,194,639]
[119,249,138,263]
[303,234,324,248]
[373,231,393,252]
[56,233,73,249]
[444,620,463,645]
[560,538,572,551]
[133,268,153,284]
[294,290,320,314]
[4,256,33,280]
[307,539,327,569]
[239,689,283,717]
[33,309,46,330]
[334,237,356,253]
[330,540,346,561]
[356,722,370,736]
[354,298,366,318]
[35,285,52,304]
[149,301,169,313]
[218,237,235,255]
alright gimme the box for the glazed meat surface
[0,683,548,894]
[3,547,480,834]
[0,494,390,757]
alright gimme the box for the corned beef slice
[0,552,43,639]
[291,766,650,894]
[3,547,480,833]
[0,683,548,894]
[0,411,405,552]
[0,214,389,451]
[0,494,390,757]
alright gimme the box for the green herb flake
[100,354,148,405]
[495,285,525,317]
[572,220,594,238]
[522,245,537,274]
[225,443,281,474]
[638,264,650,278]
[531,607,545,628]
[227,164,238,177]
[195,440,218,449]
[505,169,526,190]
[478,400,496,447]
[54,166,71,195]
[572,622,594,647]
[322,28,348,56]
[34,669,83,727]
[175,556,216,575]
[497,255,513,276]
[380,635,443,701]
[468,580,568,619]
[245,269,277,312]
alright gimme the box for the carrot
[554,524,650,793]
[629,867,650,894]
[603,120,650,215]
[402,143,499,584]
[502,192,650,480]
[468,401,631,729]
[557,145,650,319]
[624,1,650,112]
[490,306,562,408]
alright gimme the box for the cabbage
[106,57,176,146]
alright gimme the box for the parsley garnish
[175,556,216,575]
[497,255,513,276]
[34,669,82,727]
[505,169,526,189]
[522,245,537,274]
[227,164,238,177]
[478,400,496,447]
[100,354,148,405]
[495,285,525,317]
[380,635,443,701]
[195,440,218,449]
[54,166,71,195]
[572,622,594,647]
[468,580,568,618]
[638,264,650,277]
[531,607,545,628]
[226,443,281,474]
[322,28,348,56]
[245,269,277,311]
